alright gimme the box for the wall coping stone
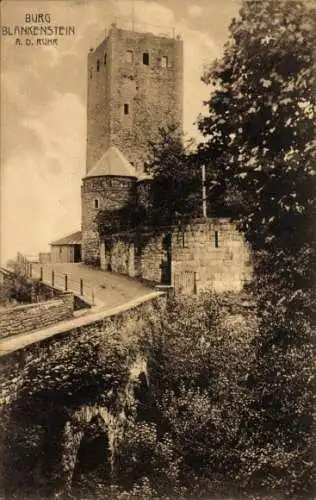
[0,293,73,315]
[0,291,165,357]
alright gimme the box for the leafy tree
[96,125,201,238]
[199,0,316,495]
[145,293,256,497]
[144,124,201,227]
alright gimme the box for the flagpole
[201,164,207,218]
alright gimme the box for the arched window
[94,199,99,209]
[96,59,100,72]
[104,52,107,65]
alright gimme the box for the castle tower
[82,24,184,265]
[86,24,183,173]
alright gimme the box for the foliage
[199,0,316,496]
[144,124,201,226]
[0,274,33,306]
[140,293,256,497]
[95,202,139,238]
[96,124,201,239]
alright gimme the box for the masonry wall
[81,176,136,265]
[86,34,112,173]
[86,25,183,174]
[0,293,165,407]
[171,219,252,293]
[0,293,166,499]
[100,219,252,293]
[0,293,74,339]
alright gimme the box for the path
[32,263,154,309]
[0,290,163,356]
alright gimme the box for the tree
[199,0,316,495]
[145,293,256,497]
[144,124,201,227]
[96,125,201,238]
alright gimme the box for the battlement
[90,21,180,53]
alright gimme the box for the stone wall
[0,293,165,405]
[171,219,252,293]
[86,25,183,174]
[0,293,74,339]
[86,35,111,173]
[0,293,166,498]
[81,176,136,265]
[100,219,253,293]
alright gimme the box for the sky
[0,0,241,263]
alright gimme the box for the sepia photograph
[0,0,315,498]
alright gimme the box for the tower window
[126,50,133,63]
[96,59,100,72]
[143,52,149,65]
[104,52,107,65]
[161,56,168,68]
[182,232,188,248]
[124,103,129,115]
[94,199,99,209]
[89,68,93,79]
[214,230,219,248]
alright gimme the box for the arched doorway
[71,415,111,496]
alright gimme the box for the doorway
[160,233,172,285]
[74,245,82,263]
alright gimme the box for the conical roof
[84,146,137,179]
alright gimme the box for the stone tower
[85,24,184,174]
[82,24,184,265]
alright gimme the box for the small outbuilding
[51,231,82,263]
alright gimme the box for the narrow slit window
[96,59,100,72]
[94,199,99,209]
[182,232,188,248]
[143,52,149,65]
[161,56,168,68]
[89,68,93,79]
[104,52,107,65]
[214,230,219,248]
[124,103,129,115]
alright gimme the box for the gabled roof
[84,146,137,179]
[51,231,82,246]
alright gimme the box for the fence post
[52,270,55,287]
[64,274,68,291]
[40,266,43,281]
[80,279,83,296]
